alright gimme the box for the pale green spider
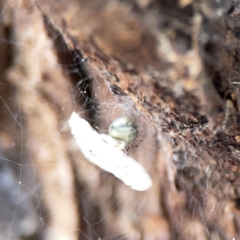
[108,116,138,150]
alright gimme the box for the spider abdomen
[109,116,138,149]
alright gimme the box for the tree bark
[0,0,240,239]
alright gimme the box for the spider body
[109,116,138,149]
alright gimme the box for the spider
[108,116,138,150]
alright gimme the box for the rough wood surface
[0,0,240,239]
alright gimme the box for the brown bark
[0,0,240,239]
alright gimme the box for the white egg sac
[68,112,152,191]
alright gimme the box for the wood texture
[0,0,240,239]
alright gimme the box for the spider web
[0,2,158,240]
[0,1,238,240]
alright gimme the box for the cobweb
[0,1,239,240]
[0,4,158,240]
